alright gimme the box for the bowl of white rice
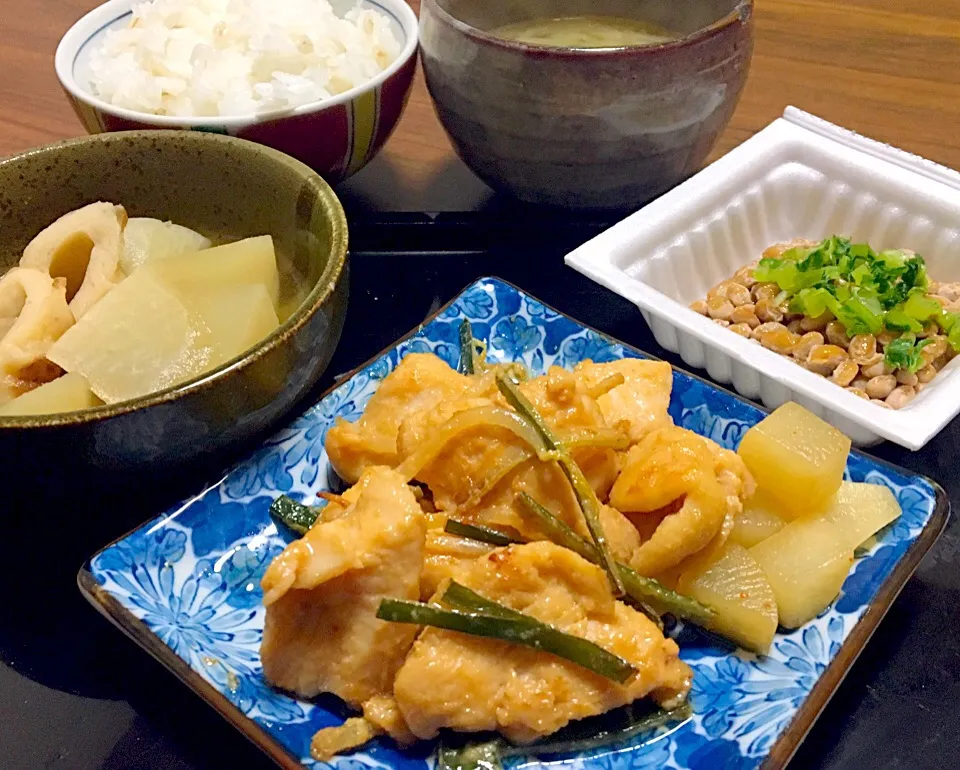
[56,0,419,181]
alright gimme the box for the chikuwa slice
[19,201,126,320]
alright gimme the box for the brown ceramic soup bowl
[0,131,348,490]
[420,0,753,210]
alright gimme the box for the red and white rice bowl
[55,0,419,182]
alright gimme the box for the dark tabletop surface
[2,162,958,770]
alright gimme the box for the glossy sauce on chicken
[261,350,758,761]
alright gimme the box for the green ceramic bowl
[0,131,348,482]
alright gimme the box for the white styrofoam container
[566,107,960,450]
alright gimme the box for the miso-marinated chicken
[393,364,623,513]
[261,342,760,763]
[325,353,474,483]
[420,519,497,599]
[261,466,425,705]
[611,425,755,576]
[574,358,673,444]
[393,542,691,743]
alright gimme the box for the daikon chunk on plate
[730,491,787,547]
[810,481,902,551]
[738,401,851,518]
[750,517,854,629]
[678,543,778,653]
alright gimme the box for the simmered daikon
[120,217,211,274]
[144,234,280,310]
[46,270,208,403]
[0,201,301,414]
[808,481,901,551]
[750,517,853,628]
[182,283,280,368]
[0,372,101,416]
[729,491,786,548]
[737,402,850,518]
[677,543,778,653]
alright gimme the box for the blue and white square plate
[80,277,949,770]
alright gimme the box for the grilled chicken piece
[397,395,530,512]
[362,694,416,744]
[575,359,673,445]
[393,542,692,743]
[397,365,620,513]
[260,467,425,706]
[420,522,497,600]
[521,366,621,498]
[611,426,755,576]
[20,201,126,320]
[325,353,474,484]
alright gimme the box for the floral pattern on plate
[84,278,943,770]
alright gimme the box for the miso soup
[492,15,677,48]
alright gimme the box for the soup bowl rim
[420,0,753,57]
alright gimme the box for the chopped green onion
[748,235,934,337]
[459,319,476,375]
[438,740,503,770]
[441,581,530,620]
[879,249,907,268]
[789,287,833,318]
[376,598,637,683]
[438,701,692,770]
[942,311,960,352]
[842,292,884,335]
[269,495,319,535]
[884,334,917,370]
[508,701,693,757]
[753,258,799,290]
[883,333,933,373]
[516,493,716,629]
[903,292,941,321]
[443,519,523,547]
[883,309,923,333]
[851,263,872,284]
[495,373,625,597]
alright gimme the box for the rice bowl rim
[55,0,420,128]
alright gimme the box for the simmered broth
[491,15,676,48]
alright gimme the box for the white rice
[88,0,401,118]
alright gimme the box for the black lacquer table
[2,168,958,770]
